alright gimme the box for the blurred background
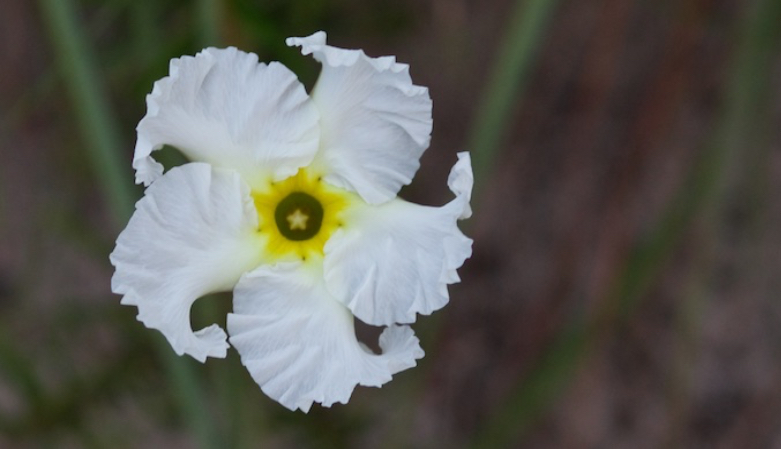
[2,0,781,447]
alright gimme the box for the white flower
[110,31,473,412]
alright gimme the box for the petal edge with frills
[287,32,432,205]
[228,262,423,412]
[134,47,320,190]
[111,163,264,361]
[323,153,473,326]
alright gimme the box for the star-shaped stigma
[287,209,309,230]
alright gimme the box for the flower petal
[323,153,474,326]
[111,163,264,362]
[287,31,433,205]
[447,152,474,219]
[134,47,320,189]
[227,262,423,412]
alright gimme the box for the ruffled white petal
[287,31,433,205]
[134,47,320,189]
[323,153,474,326]
[227,262,423,412]
[110,163,264,362]
[448,152,473,219]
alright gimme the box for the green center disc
[274,192,324,241]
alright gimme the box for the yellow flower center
[252,169,354,262]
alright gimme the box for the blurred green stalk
[398,1,559,444]
[37,0,134,224]
[130,1,160,66]
[470,0,781,447]
[197,0,222,46]
[614,0,781,320]
[466,0,559,194]
[193,3,261,448]
[38,0,221,447]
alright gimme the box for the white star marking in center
[287,208,309,231]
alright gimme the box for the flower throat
[252,169,354,261]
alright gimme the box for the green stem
[159,345,221,449]
[37,0,134,224]
[38,1,222,447]
[466,0,560,194]
[470,0,781,446]
[197,0,222,46]
[614,0,781,319]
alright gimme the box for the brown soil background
[2,0,781,447]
